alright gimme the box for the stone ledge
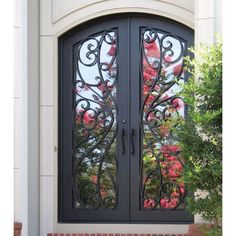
[47,234,187,236]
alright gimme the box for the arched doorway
[58,14,194,223]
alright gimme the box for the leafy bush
[175,41,222,235]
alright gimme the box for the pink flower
[161,169,167,177]
[169,198,178,208]
[171,191,180,198]
[143,198,156,208]
[160,198,169,208]
[164,55,172,62]
[100,187,108,197]
[180,187,185,195]
[144,42,160,58]
[171,98,184,110]
[83,112,94,125]
[107,44,116,56]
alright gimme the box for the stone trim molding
[40,0,194,36]
[47,234,188,236]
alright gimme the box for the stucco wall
[14,0,222,236]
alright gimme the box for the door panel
[130,17,194,222]
[59,17,130,222]
[59,14,194,223]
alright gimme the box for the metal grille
[140,28,187,210]
[72,29,118,209]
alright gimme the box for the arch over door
[58,14,194,223]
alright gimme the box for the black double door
[59,14,194,223]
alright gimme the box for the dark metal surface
[121,128,125,154]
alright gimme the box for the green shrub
[175,41,222,235]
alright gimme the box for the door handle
[121,128,125,154]
[131,129,135,154]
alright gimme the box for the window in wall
[58,14,194,223]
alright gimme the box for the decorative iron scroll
[73,29,118,209]
[140,28,187,210]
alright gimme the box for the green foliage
[174,41,222,233]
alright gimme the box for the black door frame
[58,13,194,223]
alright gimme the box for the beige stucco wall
[14,0,222,236]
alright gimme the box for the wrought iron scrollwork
[73,29,118,209]
[140,28,187,210]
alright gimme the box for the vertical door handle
[131,129,135,154]
[121,128,125,154]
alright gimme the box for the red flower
[166,156,177,161]
[91,175,97,184]
[160,145,180,154]
[168,169,179,178]
[75,114,80,124]
[145,94,156,106]
[173,64,183,76]
[159,124,169,137]
[143,85,150,94]
[171,162,183,171]
[143,71,153,82]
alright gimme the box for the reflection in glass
[73,30,118,209]
[140,28,186,210]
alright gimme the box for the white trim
[40,0,194,36]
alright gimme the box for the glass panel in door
[73,30,118,209]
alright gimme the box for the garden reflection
[141,29,186,210]
[73,31,118,209]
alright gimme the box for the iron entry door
[59,14,194,223]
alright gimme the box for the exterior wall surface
[14,0,222,236]
[195,0,222,43]
[14,0,29,235]
[40,1,194,235]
